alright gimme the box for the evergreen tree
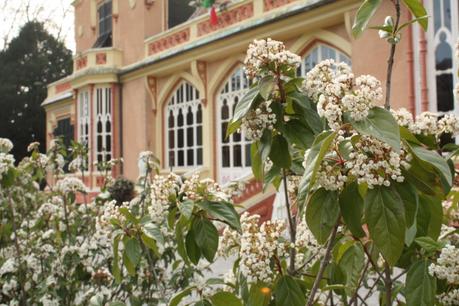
[0,21,72,161]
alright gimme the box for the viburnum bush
[2,1,459,305]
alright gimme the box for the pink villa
[43,0,458,221]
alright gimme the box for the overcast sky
[0,0,75,51]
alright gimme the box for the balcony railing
[73,47,123,72]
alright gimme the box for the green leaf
[185,230,201,264]
[247,283,271,306]
[364,186,406,266]
[141,233,160,257]
[395,181,419,227]
[258,76,275,100]
[339,244,365,295]
[289,91,323,134]
[298,131,337,202]
[306,188,340,244]
[414,236,444,253]
[339,182,365,238]
[275,275,306,306]
[169,287,196,306]
[143,223,164,245]
[211,292,243,306]
[405,260,436,306]
[251,142,263,180]
[283,119,314,149]
[408,144,452,188]
[352,0,383,37]
[118,207,138,224]
[269,135,291,169]
[227,86,260,137]
[175,221,189,263]
[108,302,126,306]
[402,0,428,30]
[192,217,219,262]
[196,200,241,230]
[179,200,194,220]
[124,237,141,267]
[417,194,443,240]
[113,235,121,283]
[345,107,401,152]
[398,15,429,32]
[403,156,445,197]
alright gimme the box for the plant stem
[282,169,297,274]
[349,260,370,305]
[306,217,340,306]
[384,261,393,306]
[384,0,401,110]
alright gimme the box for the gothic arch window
[78,89,90,170]
[166,81,203,168]
[217,66,251,184]
[427,0,458,114]
[297,43,351,76]
[94,86,112,166]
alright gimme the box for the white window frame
[217,66,252,185]
[165,81,203,169]
[93,86,113,166]
[298,43,351,76]
[426,0,459,116]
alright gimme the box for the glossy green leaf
[339,182,365,238]
[118,207,138,224]
[409,144,452,188]
[306,188,340,244]
[405,260,436,306]
[283,119,314,149]
[178,200,194,220]
[402,0,428,30]
[113,235,121,283]
[141,233,159,257]
[124,237,141,267]
[352,0,383,37]
[269,135,291,169]
[227,86,260,137]
[143,223,164,245]
[247,283,271,306]
[339,243,365,295]
[364,186,405,265]
[414,236,444,253]
[258,76,275,100]
[298,131,337,202]
[345,107,401,152]
[251,142,263,180]
[185,230,201,264]
[275,276,306,306]
[196,200,241,230]
[395,181,419,227]
[169,287,196,306]
[289,91,323,134]
[211,292,243,306]
[417,194,443,240]
[192,217,219,262]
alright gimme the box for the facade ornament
[146,75,157,114]
[191,60,207,106]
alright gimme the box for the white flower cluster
[438,289,459,305]
[0,138,13,153]
[241,101,276,141]
[303,60,382,130]
[346,136,408,188]
[27,142,40,152]
[148,173,181,223]
[295,218,323,258]
[0,152,15,180]
[244,38,301,79]
[181,174,230,202]
[69,156,85,173]
[391,109,459,137]
[429,244,459,285]
[55,177,87,194]
[219,213,287,283]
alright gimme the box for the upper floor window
[53,118,74,172]
[217,67,251,184]
[168,0,196,29]
[93,0,112,48]
[166,81,203,169]
[94,87,113,166]
[78,90,90,169]
[297,43,351,76]
[427,0,458,114]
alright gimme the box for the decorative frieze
[76,56,88,70]
[55,82,71,94]
[197,3,254,36]
[264,0,294,11]
[96,52,107,65]
[148,28,190,55]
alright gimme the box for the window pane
[187,127,194,146]
[436,73,454,111]
[221,122,228,143]
[222,146,230,167]
[178,150,184,166]
[187,149,194,166]
[233,145,242,167]
[197,126,202,145]
[178,129,184,148]
[197,148,203,165]
[168,130,174,148]
[245,143,251,166]
[169,151,175,167]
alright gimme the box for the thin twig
[349,260,371,305]
[360,241,385,280]
[306,217,340,306]
[282,169,296,274]
[362,275,383,301]
[384,262,393,306]
[384,0,401,109]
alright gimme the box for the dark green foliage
[108,177,135,205]
[0,21,72,160]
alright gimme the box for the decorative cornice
[197,3,254,36]
[147,28,190,56]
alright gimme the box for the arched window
[166,81,203,168]
[94,86,112,165]
[217,67,251,184]
[427,0,458,114]
[297,43,351,76]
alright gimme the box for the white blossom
[240,101,276,141]
[55,177,87,193]
[0,138,13,153]
[429,244,459,285]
